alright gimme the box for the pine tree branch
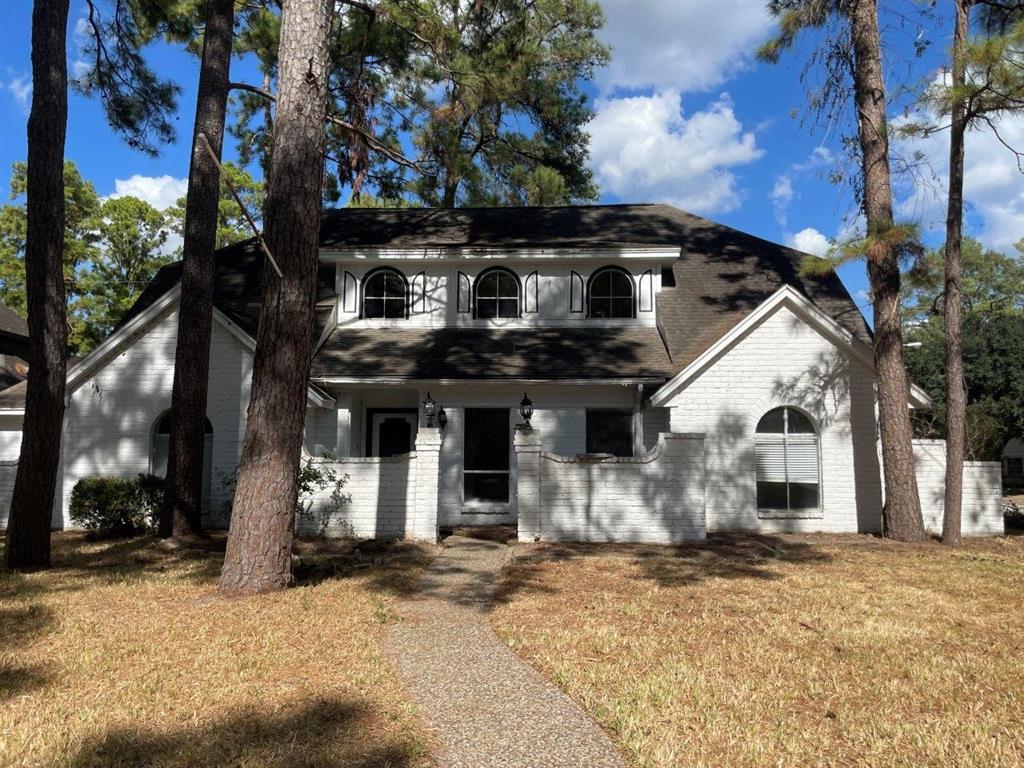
[227,81,422,173]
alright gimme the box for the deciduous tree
[75,196,171,350]
[0,162,174,355]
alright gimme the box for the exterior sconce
[423,391,438,427]
[519,392,534,427]
[437,406,448,431]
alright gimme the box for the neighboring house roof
[0,354,28,391]
[0,357,83,413]
[117,204,872,384]
[312,327,673,381]
[0,303,30,389]
[0,303,28,340]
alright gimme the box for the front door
[370,411,417,457]
[463,408,511,505]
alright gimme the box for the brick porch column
[514,424,542,542]
[412,427,442,541]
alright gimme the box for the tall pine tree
[219,0,334,595]
[5,0,72,569]
[759,0,926,541]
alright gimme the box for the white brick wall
[300,427,440,540]
[664,303,884,534]
[0,415,23,460]
[912,439,1004,536]
[517,428,706,543]
[0,459,17,529]
[59,305,252,528]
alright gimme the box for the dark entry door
[368,410,417,457]
[464,408,510,503]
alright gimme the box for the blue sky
[1,1,1022,324]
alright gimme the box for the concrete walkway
[383,535,624,768]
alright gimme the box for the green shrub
[68,474,165,535]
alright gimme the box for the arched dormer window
[362,267,409,319]
[588,266,635,318]
[474,267,521,319]
[755,407,820,511]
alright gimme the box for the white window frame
[755,407,823,519]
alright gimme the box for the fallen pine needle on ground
[491,533,1024,768]
[0,532,436,768]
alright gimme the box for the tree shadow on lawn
[67,697,421,768]
[0,603,57,701]
[292,539,438,598]
[495,532,834,604]
[0,533,225,602]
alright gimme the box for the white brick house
[0,204,1005,539]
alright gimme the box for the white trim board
[312,377,665,387]
[648,285,933,409]
[319,245,680,263]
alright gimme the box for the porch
[303,382,676,532]
[299,417,709,544]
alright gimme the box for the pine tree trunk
[4,0,71,570]
[160,0,235,540]
[218,0,332,596]
[850,0,926,542]
[942,0,970,547]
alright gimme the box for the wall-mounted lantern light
[519,392,534,427]
[423,391,438,427]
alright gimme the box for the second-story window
[474,268,521,319]
[588,267,635,318]
[362,268,408,319]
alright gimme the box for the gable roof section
[72,284,334,408]
[114,204,872,384]
[650,285,932,409]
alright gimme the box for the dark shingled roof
[312,327,673,380]
[0,303,28,339]
[0,302,30,368]
[116,204,871,383]
[117,239,338,341]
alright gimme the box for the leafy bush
[296,458,350,536]
[68,474,165,535]
[218,457,350,536]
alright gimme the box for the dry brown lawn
[492,534,1024,768]
[1,532,435,768]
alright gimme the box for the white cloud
[597,0,773,93]
[770,175,794,226]
[786,227,831,257]
[892,78,1024,253]
[5,73,31,111]
[587,90,762,214]
[74,15,91,39]
[108,174,188,211]
[792,146,835,173]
